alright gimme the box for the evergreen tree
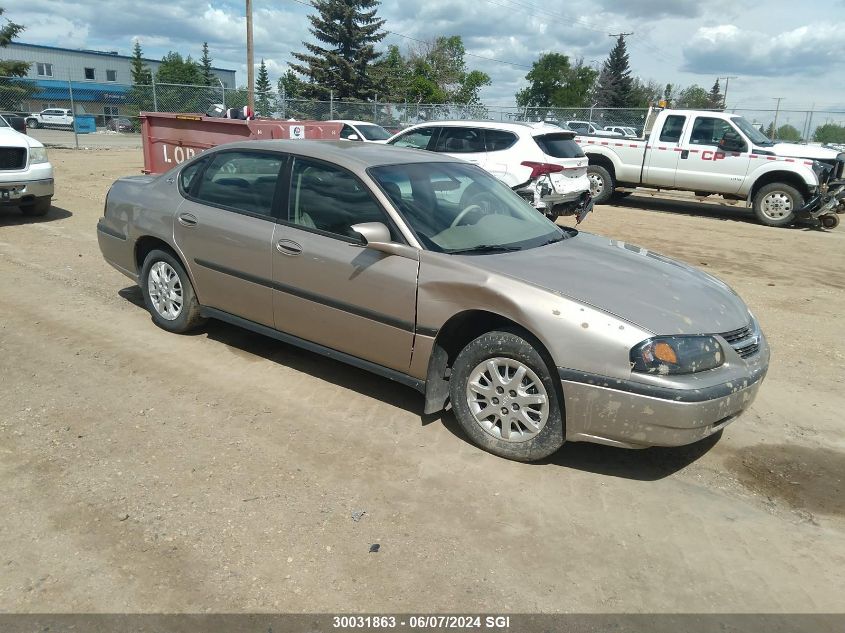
[130,40,152,85]
[290,0,386,100]
[155,53,203,113]
[127,40,154,116]
[594,35,633,108]
[200,42,214,86]
[0,7,29,77]
[255,59,272,116]
[708,78,722,109]
[277,69,309,118]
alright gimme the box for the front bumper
[0,177,54,205]
[559,346,769,449]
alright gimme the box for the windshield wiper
[448,244,523,254]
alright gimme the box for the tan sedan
[97,141,769,461]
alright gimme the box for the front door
[174,149,285,328]
[271,156,418,373]
[644,114,688,187]
[673,115,751,194]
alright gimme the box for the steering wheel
[451,204,484,228]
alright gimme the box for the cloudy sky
[5,0,845,118]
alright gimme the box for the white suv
[386,120,592,219]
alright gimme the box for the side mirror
[351,222,392,245]
[344,133,360,141]
[8,116,26,134]
[718,130,746,153]
[350,222,419,260]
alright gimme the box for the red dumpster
[140,112,343,174]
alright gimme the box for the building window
[84,67,95,80]
[104,106,119,117]
[106,69,116,82]
[36,62,53,77]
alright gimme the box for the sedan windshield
[357,124,392,141]
[369,162,565,253]
[732,116,773,146]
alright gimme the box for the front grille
[719,323,760,359]
[0,148,26,170]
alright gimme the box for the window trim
[659,115,687,144]
[83,67,96,81]
[105,69,117,82]
[178,149,289,221]
[36,62,53,77]
[279,154,408,246]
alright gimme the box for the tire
[820,214,840,229]
[449,330,565,462]
[139,249,205,333]
[26,118,40,129]
[587,164,615,205]
[610,191,632,201]
[20,196,51,217]
[752,183,803,227]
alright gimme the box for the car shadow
[118,285,424,416]
[118,285,721,479]
[0,204,72,224]
[607,195,823,229]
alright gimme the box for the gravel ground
[0,148,843,614]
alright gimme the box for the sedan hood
[465,232,750,335]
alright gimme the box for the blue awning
[32,79,130,103]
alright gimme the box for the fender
[740,161,818,198]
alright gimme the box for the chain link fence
[2,76,844,145]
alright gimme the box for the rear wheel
[20,196,51,217]
[449,330,564,462]
[753,183,802,227]
[140,249,205,333]
[587,165,615,205]
[26,118,40,129]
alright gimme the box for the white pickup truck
[25,108,74,130]
[0,115,54,216]
[578,108,845,228]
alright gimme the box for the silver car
[97,141,769,462]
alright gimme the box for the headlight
[29,147,48,164]
[630,336,724,375]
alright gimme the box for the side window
[485,129,517,152]
[340,124,359,140]
[84,67,95,81]
[690,117,735,146]
[391,127,436,150]
[179,158,207,194]
[193,151,283,217]
[288,158,398,241]
[435,127,485,153]
[659,115,686,143]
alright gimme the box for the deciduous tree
[515,53,598,109]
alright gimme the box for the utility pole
[246,0,255,112]
[719,76,737,109]
[771,97,784,140]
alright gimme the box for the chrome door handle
[177,213,198,227]
[276,239,302,256]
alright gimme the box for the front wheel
[753,183,802,227]
[140,249,205,333]
[587,165,615,205]
[20,196,51,217]
[449,330,564,462]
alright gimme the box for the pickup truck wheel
[753,183,802,227]
[449,330,564,462]
[26,118,40,129]
[20,196,51,217]
[587,165,615,205]
[140,250,205,334]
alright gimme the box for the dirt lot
[1,148,844,614]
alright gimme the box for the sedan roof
[211,139,459,171]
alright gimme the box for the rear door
[483,128,519,181]
[673,115,751,194]
[433,126,487,168]
[174,149,284,328]
[644,114,687,187]
[271,156,418,372]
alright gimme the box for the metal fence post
[152,77,158,112]
[329,90,334,120]
[281,85,286,119]
[373,94,378,124]
[67,75,79,150]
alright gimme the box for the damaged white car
[387,120,593,222]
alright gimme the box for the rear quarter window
[534,134,584,159]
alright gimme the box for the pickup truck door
[674,116,751,194]
[643,114,687,187]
